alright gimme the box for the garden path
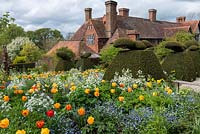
[175,78,200,92]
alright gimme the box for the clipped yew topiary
[142,40,153,48]
[187,45,200,51]
[103,50,165,80]
[187,50,200,77]
[114,38,147,50]
[162,52,196,82]
[165,41,185,52]
[76,58,99,71]
[56,47,75,60]
[184,40,199,48]
[55,58,74,71]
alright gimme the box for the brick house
[48,0,200,58]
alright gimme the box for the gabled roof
[71,23,88,41]
[163,26,191,37]
[47,41,97,59]
[180,20,200,33]
[47,41,81,58]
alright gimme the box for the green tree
[27,28,64,50]
[19,43,42,63]
[0,12,25,46]
[100,44,121,66]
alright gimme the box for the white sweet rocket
[111,69,146,90]
[24,92,54,112]
[0,92,11,113]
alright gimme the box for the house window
[87,34,95,45]
[87,25,93,30]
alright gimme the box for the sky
[0,0,200,37]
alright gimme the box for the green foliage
[13,56,26,64]
[114,38,147,50]
[184,40,199,48]
[100,44,121,66]
[154,41,174,62]
[165,41,185,52]
[103,50,165,80]
[56,47,75,61]
[26,28,64,50]
[162,52,196,81]
[20,43,43,63]
[7,37,41,63]
[0,12,25,46]
[166,31,194,44]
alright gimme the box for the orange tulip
[78,107,85,116]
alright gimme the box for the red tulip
[46,110,54,117]
[36,120,45,128]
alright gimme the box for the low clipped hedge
[55,58,74,71]
[187,51,200,77]
[162,52,196,82]
[103,50,165,80]
[114,38,146,50]
[165,41,185,52]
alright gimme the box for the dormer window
[87,34,95,45]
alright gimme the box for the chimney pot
[85,8,92,22]
[149,9,157,22]
[105,0,118,38]
[176,16,186,23]
[119,8,129,17]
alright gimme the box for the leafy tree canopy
[27,28,64,50]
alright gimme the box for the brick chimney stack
[105,0,117,38]
[176,16,186,23]
[85,8,92,22]
[149,9,157,22]
[119,8,129,17]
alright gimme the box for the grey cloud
[1,0,200,36]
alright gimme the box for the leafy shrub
[56,47,75,60]
[142,40,153,48]
[100,44,121,66]
[162,52,196,81]
[165,41,185,52]
[7,37,35,61]
[184,40,199,48]
[166,31,194,44]
[103,50,165,80]
[13,56,26,64]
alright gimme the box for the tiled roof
[47,41,81,58]
[163,26,191,37]
[180,20,200,33]
[47,41,97,59]
[91,20,107,38]
[71,23,88,41]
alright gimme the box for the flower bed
[0,69,200,134]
